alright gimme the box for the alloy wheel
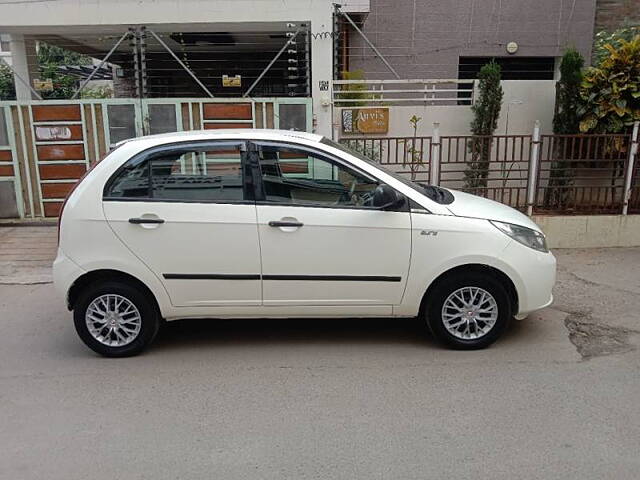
[441,286,499,340]
[85,294,142,347]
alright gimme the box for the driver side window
[257,144,378,207]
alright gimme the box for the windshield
[320,137,454,205]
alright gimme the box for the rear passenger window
[106,142,246,202]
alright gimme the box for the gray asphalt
[1,248,640,479]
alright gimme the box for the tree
[37,43,92,99]
[553,49,584,134]
[0,63,16,100]
[0,44,94,100]
[578,35,640,134]
[545,48,584,208]
[464,60,503,192]
[405,115,424,181]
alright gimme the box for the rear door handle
[129,217,165,224]
[268,220,303,228]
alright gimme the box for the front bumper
[500,241,556,318]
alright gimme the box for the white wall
[8,34,37,100]
[533,215,640,248]
[0,0,344,29]
[336,80,556,139]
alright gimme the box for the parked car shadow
[152,316,439,351]
[148,309,546,355]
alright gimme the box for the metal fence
[535,134,630,214]
[340,136,432,183]
[0,97,312,219]
[630,152,640,214]
[339,121,640,216]
[437,134,532,210]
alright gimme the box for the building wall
[0,0,357,136]
[595,0,640,31]
[348,0,597,79]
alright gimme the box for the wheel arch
[67,269,162,319]
[419,263,519,317]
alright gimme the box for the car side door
[102,140,262,307]
[251,141,412,309]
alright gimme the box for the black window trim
[102,139,252,204]
[248,140,409,213]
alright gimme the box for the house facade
[1,0,633,220]
[343,0,598,81]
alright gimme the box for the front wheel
[73,281,160,357]
[425,272,512,349]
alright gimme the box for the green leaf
[579,116,598,132]
[615,99,627,109]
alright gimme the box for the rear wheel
[73,281,160,357]
[425,272,511,349]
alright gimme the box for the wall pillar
[9,34,37,101]
[310,6,334,137]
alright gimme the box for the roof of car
[117,129,324,147]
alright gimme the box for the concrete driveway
[0,226,56,284]
[1,226,639,479]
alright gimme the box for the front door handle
[129,217,165,224]
[268,220,303,228]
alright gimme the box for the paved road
[1,238,639,479]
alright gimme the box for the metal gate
[0,97,312,219]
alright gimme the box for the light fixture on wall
[506,41,519,54]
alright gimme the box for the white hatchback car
[54,129,555,357]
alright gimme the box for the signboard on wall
[342,107,389,134]
[35,126,73,141]
[33,78,53,92]
[222,75,241,87]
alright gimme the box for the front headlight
[490,220,548,253]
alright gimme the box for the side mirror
[372,184,404,210]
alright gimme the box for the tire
[425,272,512,350]
[73,280,160,357]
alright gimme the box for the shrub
[464,60,503,191]
[593,27,640,65]
[0,63,16,100]
[545,49,584,208]
[578,35,640,134]
[554,48,584,134]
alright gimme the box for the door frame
[247,139,412,308]
[102,137,262,307]
[246,139,408,212]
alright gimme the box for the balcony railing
[332,79,476,106]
